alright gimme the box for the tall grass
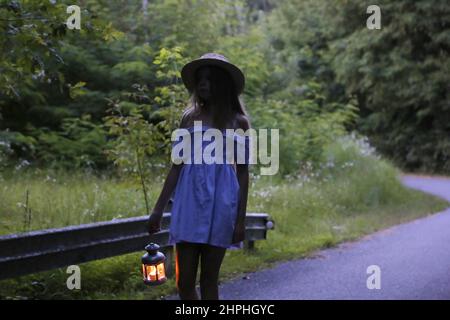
[0,168,165,235]
[0,134,448,299]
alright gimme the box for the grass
[0,168,166,235]
[0,138,448,299]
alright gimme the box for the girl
[147,53,251,300]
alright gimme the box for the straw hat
[181,52,245,95]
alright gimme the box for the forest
[0,0,449,300]
[1,0,448,174]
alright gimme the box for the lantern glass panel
[147,265,157,282]
[157,263,166,281]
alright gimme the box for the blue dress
[168,124,251,249]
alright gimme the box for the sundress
[168,123,251,249]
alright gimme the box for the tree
[329,0,450,173]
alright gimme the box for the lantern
[141,243,167,285]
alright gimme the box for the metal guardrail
[0,213,274,281]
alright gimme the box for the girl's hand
[147,212,162,235]
[232,221,246,243]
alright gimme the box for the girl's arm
[150,163,183,215]
[236,163,249,225]
[233,114,251,242]
[148,163,182,234]
[148,110,190,234]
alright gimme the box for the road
[166,174,450,300]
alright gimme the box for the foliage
[103,46,188,172]
[327,0,450,173]
[250,93,358,176]
[0,0,123,168]
[102,47,189,213]
[1,0,448,174]
[0,0,121,99]
[30,114,108,170]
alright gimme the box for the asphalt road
[166,174,450,300]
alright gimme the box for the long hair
[185,65,249,130]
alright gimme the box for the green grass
[0,168,165,235]
[0,139,448,299]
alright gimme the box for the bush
[30,115,109,170]
[249,93,357,176]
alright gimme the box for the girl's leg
[175,242,201,300]
[199,244,227,300]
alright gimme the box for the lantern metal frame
[141,243,167,286]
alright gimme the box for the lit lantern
[141,243,167,286]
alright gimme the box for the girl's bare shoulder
[235,113,251,131]
[180,107,195,128]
